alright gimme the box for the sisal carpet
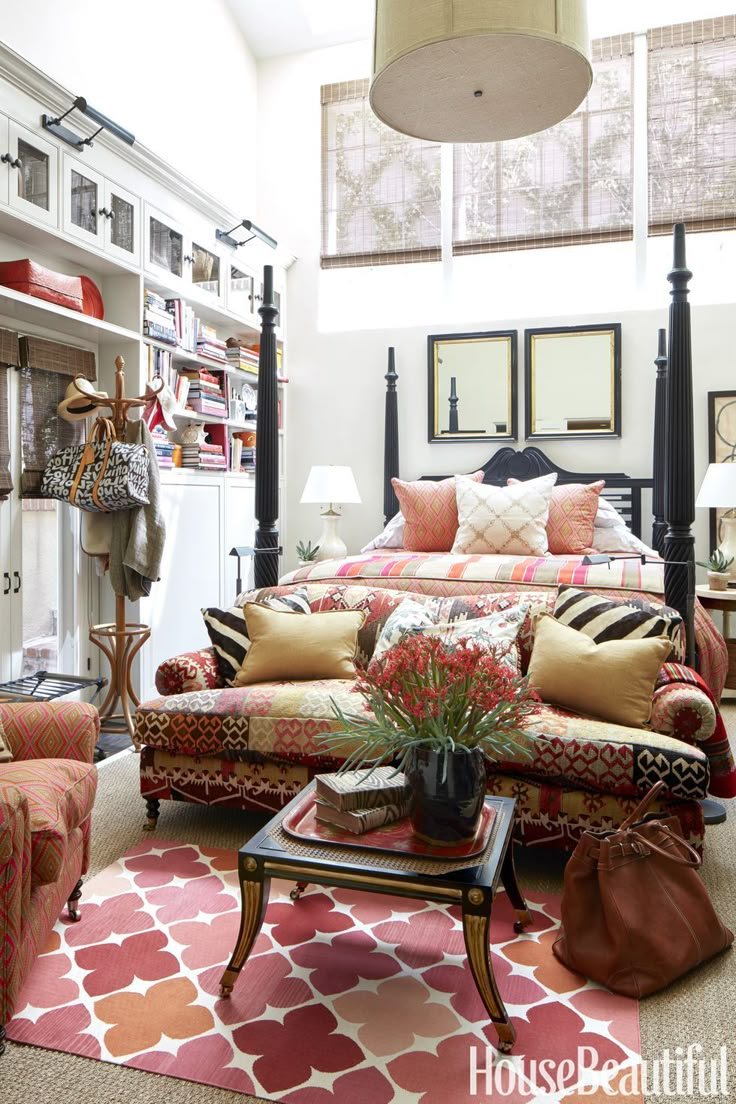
[6,841,642,1102]
[2,707,735,1104]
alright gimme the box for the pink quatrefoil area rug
[8,840,643,1103]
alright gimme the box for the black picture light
[42,96,135,150]
[216,219,278,251]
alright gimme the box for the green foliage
[697,549,734,573]
[296,539,320,562]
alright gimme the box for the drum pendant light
[370,0,593,143]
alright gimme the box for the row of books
[143,288,177,345]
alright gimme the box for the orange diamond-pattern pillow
[508,478,604,555]
[392,470,484,552]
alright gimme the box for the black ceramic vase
[407,745,486,846]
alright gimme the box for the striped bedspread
[280,551,728,696]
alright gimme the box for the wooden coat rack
[70,356,160,738]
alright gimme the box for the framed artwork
[524,324,622,439]
[427,330,517,443]
[707,390,736,548]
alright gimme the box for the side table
[696,584,736,693]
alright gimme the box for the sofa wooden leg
[0,1023,6,1055]
[67,878,83,922]
[143,798,160,831]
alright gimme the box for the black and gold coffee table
[219,786,531,1053]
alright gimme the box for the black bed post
[254,264,280,589]
[652,327,668,557]
[383,347,399,525]
[663,224,695,666]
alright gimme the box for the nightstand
[696,584,736,692]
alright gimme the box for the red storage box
[0,259,104,319]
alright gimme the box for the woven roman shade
[648,18,736,235]
[0,328,19,500]
[19,337,96,497]
[321,79,442,268]
[452,36,634,254]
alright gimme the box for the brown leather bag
[553,782,733,997]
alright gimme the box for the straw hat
[58,376,108,422]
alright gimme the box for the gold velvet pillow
[526,613,671,728]
[234,604,365,685]
[0,715,13,763]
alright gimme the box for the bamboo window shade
[0,328,19,500]
[321,79,442,268]
[452,36,635,255]
[648,18,736,236]
[19,336,96,497]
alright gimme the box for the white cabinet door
[105,179,140,266]
[0,494,11,682]
[62,154,105,248]
[144,202,186,288]
[0,114,10,208]
[226,260,259,327]
[7,121,58,227]
[140,476,225,697]
[225,479,256,600]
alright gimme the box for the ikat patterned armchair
[0,700,98,1053]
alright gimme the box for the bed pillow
[508,478,604,555]
[527,613,671,728]
[202,587,311,685]
[391,470,484,552]
[361,510,406,552]
[452,473,557,556]
[233,606,365,685]
[591,524,658,559]
[553,584,683,660]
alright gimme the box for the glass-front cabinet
[62,155,140,265]
[227,263,256,321]
[144,203,225,305]
[1,120,59,227]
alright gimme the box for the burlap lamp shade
[370,0,593,143]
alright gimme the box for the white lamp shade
[300,465,361,505]
[370,0,593,143]
[695,463,736,509]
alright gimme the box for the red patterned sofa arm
[0,701,98,764]
[155,648,223,695]
[652,663,736,799]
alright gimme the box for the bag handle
[629,825,702,868]
[620,781,667,830]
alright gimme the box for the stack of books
[180,440,227,471]
[196,322,227,363]
[150,425,175,470]
[314,767,412,835]
[143,289,176,345]
[226,342,259,374]
[182,369,227,418]
[147,344,176,390]
[166,298,198,352]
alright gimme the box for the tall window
[452,36,634,254]
[321,79,442,268]
[648,18,736,235]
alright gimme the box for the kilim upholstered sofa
[0,701,98,1052]
[134,584,732,854]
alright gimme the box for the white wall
[257,23,736,573]
[0,0,259,212]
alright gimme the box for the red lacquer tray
[282,790,497,859]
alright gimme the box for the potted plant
[697,549,734,591]
[296,539,320,567]
[321,634,538,846]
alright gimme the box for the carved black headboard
[419,446,653,539]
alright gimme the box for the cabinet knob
[98,206,110,218]
[1,153,21,170]
[2,572,10,595]
[183,254,195,264]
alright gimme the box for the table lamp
[300,465,361,562]
[695,463,736,582]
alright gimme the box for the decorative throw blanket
[657,662,736,798]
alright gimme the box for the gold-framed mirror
[525,324,622,439]
[428,330,517,443]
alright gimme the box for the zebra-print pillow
[202,588,311,685]
[553,584,684,660]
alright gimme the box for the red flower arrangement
[322,633,539,773]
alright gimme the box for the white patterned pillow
[371,597,527,672]
[361,511,406,552]
[452,473,557,555]
[202,587,311,685]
